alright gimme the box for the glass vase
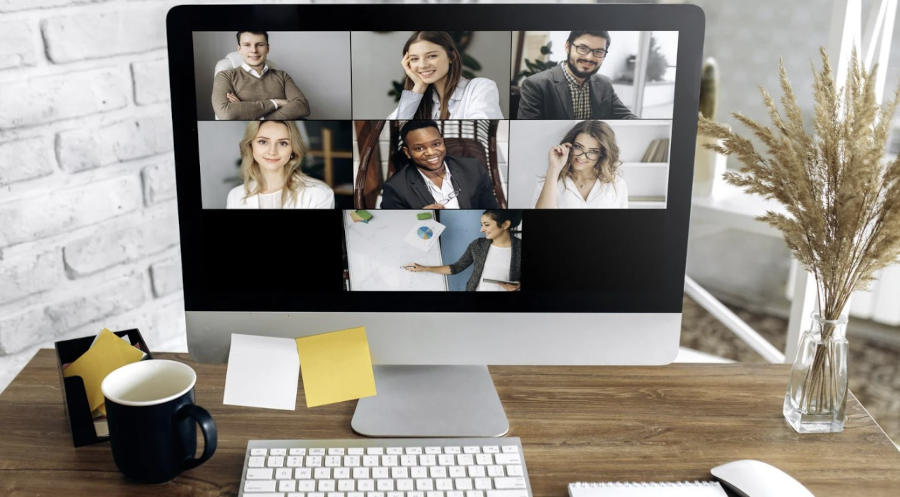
[783,313,849,433]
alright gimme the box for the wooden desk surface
[1,350,898,496]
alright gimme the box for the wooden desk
[1,350,898,496]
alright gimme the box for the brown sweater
[211,67,310,120]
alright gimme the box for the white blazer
[387,77,504,119]
[226,178,335,209]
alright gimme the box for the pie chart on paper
[417,226,434,240]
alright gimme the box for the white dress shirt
[476,244,512,291]
[388,77,503,119]
[417,163,460,209]
[532,175,629,208]
[225,177,335,209]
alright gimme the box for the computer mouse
[711,459,814,497]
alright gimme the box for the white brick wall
[0,0,187,393]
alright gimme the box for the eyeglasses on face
[430,186,462,206]
[573,44,608,58]
[571,143,604,161]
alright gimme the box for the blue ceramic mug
[101,359,217,483]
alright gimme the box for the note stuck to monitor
[224,333,300,410]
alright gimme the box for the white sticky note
[224,333,300,410]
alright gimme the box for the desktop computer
[166,4,704,439]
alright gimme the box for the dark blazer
[380,156,500,209]
[517,65,637,120]
[449,236,522,292]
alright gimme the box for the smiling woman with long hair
[225,120,334,209]
[387,31,503,120]
[533,120,628,208]
[404,210,522,291]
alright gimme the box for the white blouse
[532,175,629,209]
[388,77,503,119]
[226,177,335,209]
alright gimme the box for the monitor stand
[351,365,509,437]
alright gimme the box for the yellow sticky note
[63,329,145,412]
[296,327,377,408]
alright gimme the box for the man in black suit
[517,31,637,120]
[381,120,500,209]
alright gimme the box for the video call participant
[533,120,628,208]
[212,31,311,120]
[226,120,334,209]
[380,120,500,209]
[388,31,503,119]
[404,210,522,291]
[517,31,637,120]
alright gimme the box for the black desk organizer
[54,329,152,447]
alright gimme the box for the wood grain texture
[1,350,898,496]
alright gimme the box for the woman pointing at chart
[404,210,522,291]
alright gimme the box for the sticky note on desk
[63,328,145,412]
[296,327,377,408]
[224,334,300,410]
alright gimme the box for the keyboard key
[326,456,342,467]
[486,491,528,497]
[249,456,266,468]
[401,455,418,467]
[372,467,389,479]
[429,467,447,478]
[448,491,464,497]
[315,468,332,479]
[475,454,492,466]
[396,479,414,491]
[247,468,274,480]
[391,467,409,479]
[406,447,423,455]
[328,448,346,455]
[271,448,288,456]
[428,492,445,497]
[344,456,361,467]
[309,492,325,497]
[411,467,428,479]
[318,480,336,492]
[245,480,278,492]
[384,492,400,497]
[338,480,356,491]
[448,466,467,478]
[457,455,474,466]
[276,468,293,479]
[349,448,365,455]
[493,455,520,466]
[445,447,461,454]
[467,466,485,478]
[296,468,313,479]
[376,480,394,491]
[327,492,344,497]
[310,449,326,456]
[505,466,523,477]
[436,479,454,490]
[438,455,455,466]
[463,447,480,454]
[290,448,308,456]
[416,479,434,491]
[425,447,442,455]
[420,455,437,467]
[500,446,518,454]
[352,467,370,479]
[487,466,504,477]
[382,455,399,467]
[408,492,424,497]
[493,478,526,490]
[334,468,351,479]
[288,492,306,497]
[251,448,268,456]
[349,493,364,497]
[298,481,317,492]
[482,446,499,454]
[288,456,304,467]
[454,478,473,490]
[474,478,493,490]
[387,447,403,455]
[465,490,485,497]
[357,480,375,491]
[280,480,298,492]
[269,456,285,467]
[367,448,384,455]
[306,456,323,467]
[363,456,379,467]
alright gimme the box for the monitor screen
[166,4,704,366]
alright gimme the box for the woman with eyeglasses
[533,120,628,208]
[225,120,334,209]
[387,31,503,120]
[403,210,522,292]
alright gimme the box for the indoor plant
[698,49,900,433]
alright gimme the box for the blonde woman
[387,31,503,120]
[226,120,334,209]
[533,120,628,208]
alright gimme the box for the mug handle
[175,404,218,470]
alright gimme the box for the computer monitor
[166,3,704,437]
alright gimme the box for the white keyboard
[238,438,533,497]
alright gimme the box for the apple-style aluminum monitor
[166,3,704,437]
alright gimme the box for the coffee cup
[101,359,217,483]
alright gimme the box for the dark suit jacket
[380,156,500,209]
[517,65,637,120]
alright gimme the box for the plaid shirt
[560,61,591,119]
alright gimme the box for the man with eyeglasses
[517,31,637,120]
[380,120,500,209]
[211,31,310,120]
